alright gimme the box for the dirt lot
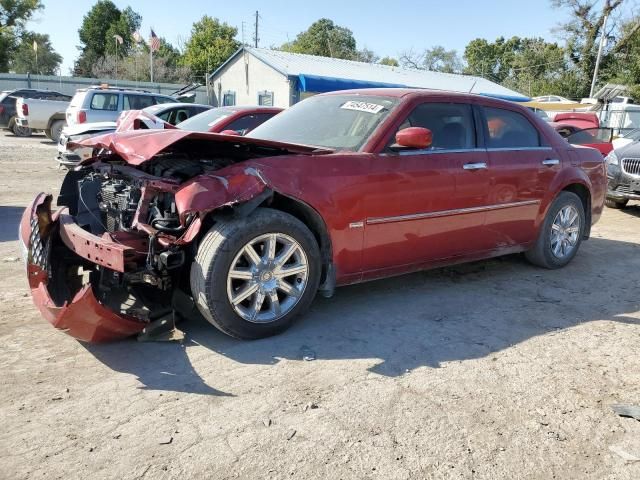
[1,132,639,480]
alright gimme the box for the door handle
[542,159,560,166]
[463,162,487,170]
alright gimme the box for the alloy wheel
[226,232,309,323]
[550,205,580,259]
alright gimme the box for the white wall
[211,51,293,108]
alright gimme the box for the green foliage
[10,31,60,73]
[0,0,42,71]
[75,1,141,76]
[281,18,357,60]
[355,47,378,63]
[181,15,239,77]
[379,56,399,67]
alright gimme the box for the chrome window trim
[486,147,553,152]
[385,146,553,156]
[367,200,540,225]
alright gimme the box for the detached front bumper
[20,194,146,342]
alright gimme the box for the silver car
[57,102,212,167]
[65,86,175,126]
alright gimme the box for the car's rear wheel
[11,118,31,137]
[190,208,321,339]
[525,191,585,269]
[49,120,65,143]
[605,197,628,209]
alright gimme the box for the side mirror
[393,127,432,150]
[220,129,241,136]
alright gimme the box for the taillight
[22,103,28,116]
[77,111,86,123]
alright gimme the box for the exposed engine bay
[50,153,245,324]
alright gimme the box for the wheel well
[562,183,591,238]
[47,115,65,129]
[265,193,333,271]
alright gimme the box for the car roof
[218,106,283,113]
[319,87,518,105]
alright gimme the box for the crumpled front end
[20,194,147,342]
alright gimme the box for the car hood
[75,129,332,165]
[63,121,117,137]
[614,139,640,157]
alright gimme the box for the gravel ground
[1,132,639,480]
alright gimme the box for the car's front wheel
[525,191,585,269]
[190,208,321,339]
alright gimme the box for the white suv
[66,86,175,126]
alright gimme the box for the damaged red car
[21,89,607,342]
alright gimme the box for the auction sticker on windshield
[341,101,385,114]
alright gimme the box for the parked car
[604,142,640,208]
[20,89,606,342]
[55,104,271,167]
[65,86,176,126]
[15,96,71,142]
[175,106,283,135]
[0,89,71,136]
[611,128,640,150]
[553,124,614,156]
[532,95,575,104]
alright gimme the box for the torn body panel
[20,195,147,342]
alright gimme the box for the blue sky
[26,0,615,74]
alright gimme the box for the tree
[181,15,239,79]
[379,56,399,67]
[281,19,357,60]
[74,1,141,76]
[355,47,379,63]
[10,31,61,74]
[400,46,462,73]
[552,0,626,96]
[0,0,42,71]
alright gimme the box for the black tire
[11,118,31,137]
[190,208,322,339]
[44,129,52,140]
[49,120,65,143]
[525,191,586,269]
[605,197,628,209]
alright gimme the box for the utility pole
[253,11,259,48]
[590,13,609,99]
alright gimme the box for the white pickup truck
[15,96,70,142]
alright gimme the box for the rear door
[480,105,560,247]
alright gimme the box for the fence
[0,73,210,104]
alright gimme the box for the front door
[361,101,490,277]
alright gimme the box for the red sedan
[21,89,606,341]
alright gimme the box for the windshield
[246,94,399,150]
[177,108,234,132]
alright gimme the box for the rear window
[153,96,175,104]
[90,93,119,111]
[177,108,234,132]
[124,94,155,110]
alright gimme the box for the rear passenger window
[484,107,540,148]
[90,93,119,111]
[124,95,155,110]
[398,103,475,150]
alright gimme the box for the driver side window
[392,102,476,151]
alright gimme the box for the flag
[133,31,143,43]
[33,40,37,52]
[150,29,160,52]
[114,34,123,45]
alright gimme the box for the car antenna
[468,80,477,94]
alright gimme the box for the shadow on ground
[0,206,24,242]
[83,236,640,394]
